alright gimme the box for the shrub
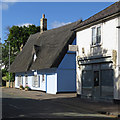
[25,85,30,91]
[25,85,29,89]
[20,85,24,89]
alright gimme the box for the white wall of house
[37,69,57,94]
[15,71,34,89]
[118,16,120,99]
[77,18,117,57]
[15,75,19,88]
[76,16,120,100]
[15,69,57,93]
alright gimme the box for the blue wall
[57,39,76,92]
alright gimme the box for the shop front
[78,56,114,100]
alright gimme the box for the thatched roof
[10,20,81,73]
[73,1,120,31]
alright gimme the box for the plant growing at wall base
[25,85,30,91]
[19,85,24,90]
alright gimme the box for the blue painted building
[10,14,81,94]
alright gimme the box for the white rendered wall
[117,16,120,99]
[15,75,19,88]
[77,18,117,57]
[15,69,57,94]
[15,71,34,89]
[76,17,120,99]
[37,69,57,93]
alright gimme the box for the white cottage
[73,2,120,101]
[10,14,82,94]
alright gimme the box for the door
[93,71,100,98]
[46,74,57,94]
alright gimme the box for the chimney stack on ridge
[40,14,47,33]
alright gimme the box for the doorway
[93,71,100,98]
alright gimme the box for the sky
[1,2,115,43]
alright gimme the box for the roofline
[73,11,120,32]
[117,26,120,28]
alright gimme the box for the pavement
[1,87,120,120]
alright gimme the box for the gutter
[73,12,120,32]
[116,26,120,28]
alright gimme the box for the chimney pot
[42,14,45,18]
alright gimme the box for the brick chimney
[40,14,47,33]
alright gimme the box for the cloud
[1,3,8,10]
[0,0,17,10]
[17,23,33,27]
[51,21,71,29]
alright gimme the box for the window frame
[91,25,102,46]
[25,75,28,86]
[17,75,22,86]
[38,75,40,87]
[42,74,45,82]
[32,75,38,87]
[32,75,40,88]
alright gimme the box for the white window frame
[25,75,28,86]
[17,75,22,86]
[91,25,102,46]
[42,74,45,82]
[17,76,19,86]
[32,75,40,88]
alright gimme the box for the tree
[2,24,40,81]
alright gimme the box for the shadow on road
[2,96,120,120]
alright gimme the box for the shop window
[82,70,92,97]
[101,69,114,98]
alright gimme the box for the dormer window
[92,26,101,45]
[33,53,37,62]
[33,45,40,62]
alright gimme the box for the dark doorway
[93,71,100,98]
[94,71,99,87]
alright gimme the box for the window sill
[90,43,102,48]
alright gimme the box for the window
[92,26,101,45]
[33,53,37,62]
[92,27,96,45]
[25,75,28,85]
[42,74,45,82]
[38,76,40,87]
[97,27,101,44]
[32,75,40,88]
[17,75,22,86]
[32,75,38,87]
